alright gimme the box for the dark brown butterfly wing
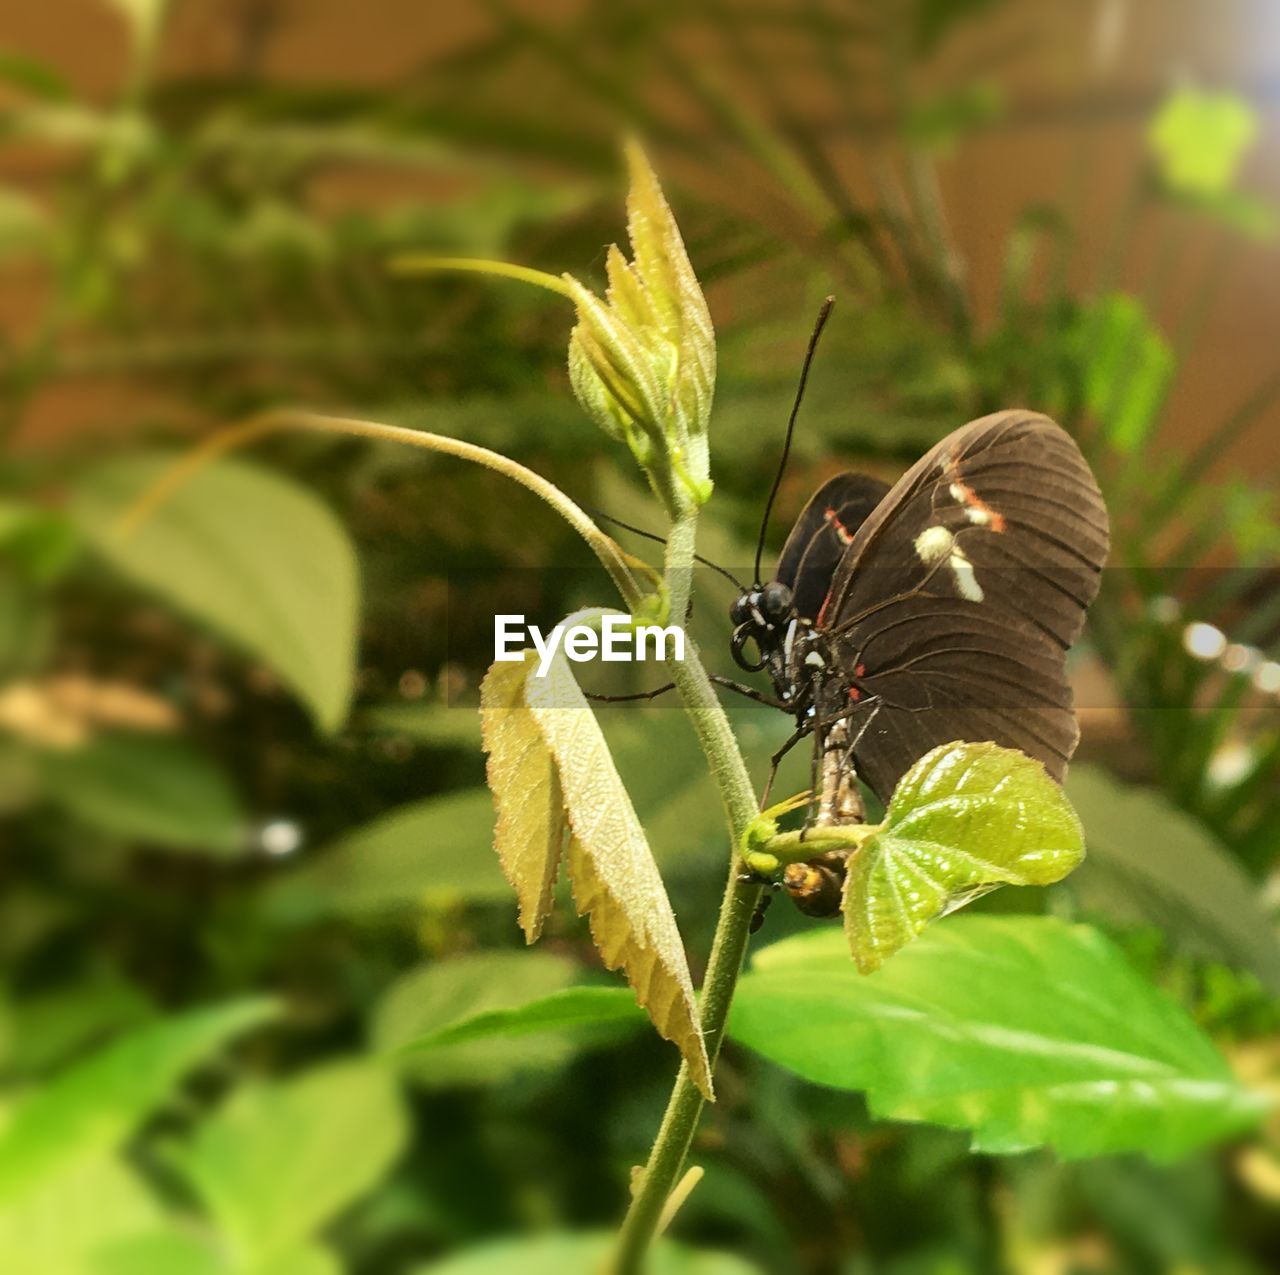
[818,410,1109,803]
[774,473,890,621]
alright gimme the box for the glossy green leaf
[844,743,1084,973]
[393,985,644,1053]
[257,789,509,925]
[1066,766,1280,995]
[730,916,1267,1160]
[71,454,359,732]
[1149,88,1258,196]
[169,1060,408,1261]
[0,999,278,1204]
[416,1231,760,1275]
[39,733,245,856]
[373,951,590,1087]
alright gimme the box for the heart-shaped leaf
[844,742,1084,973]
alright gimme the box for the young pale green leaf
[39,732,245,856]
[0,999,278,1205]
[1148,88,1258,197]
[565,142,715,509]
[1066,766,1280,995]
[168,1060,408,1262]
[730,915,1269,1161]
[416,1231,761,1275]
[71,454,358,733]
[480,647,712,1097]
[844,743,1084,973]
[479,658,567,941]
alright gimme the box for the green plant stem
[611,510,762,1275]
[111,409,645,612]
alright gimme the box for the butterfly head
[729,581,795,676]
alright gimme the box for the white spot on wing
[914,525,954,564]
[949,546,984,602]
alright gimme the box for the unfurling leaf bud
[565,142,716,513]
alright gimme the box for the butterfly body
[732,410,1110,913]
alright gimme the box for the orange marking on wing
[823,506,854,545]
[950,472,1007,533]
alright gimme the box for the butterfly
[730,408,1110,916]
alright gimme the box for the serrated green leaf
[480,659,566,940]
[480,645,711,1097]
[1149,88,1258,197]
[1066,766,1280,995]
[0,999,278,1204]
[39,732,245,856]
[415,1231,761,1275]
[169,1060,408,1261]
[730,915,1268,1160]
[393,985,644,1054]
[71,454,359,732]
[844,743,1085,973]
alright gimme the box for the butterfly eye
[760,582,793,622]
[729,594,754,627]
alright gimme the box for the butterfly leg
[584,682,676,703]
[709,675,791,710]
[759,725,807,810]
[800,672,827,838]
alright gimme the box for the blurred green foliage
[1,2,1279,1272]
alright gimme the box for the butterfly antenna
[581,504,746,591]
[753,295,836,587]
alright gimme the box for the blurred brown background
[3,0,1278,474]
